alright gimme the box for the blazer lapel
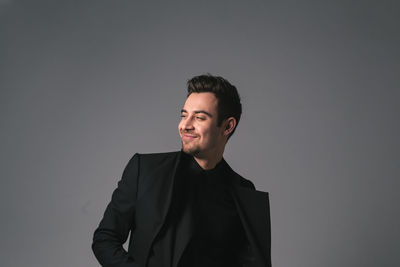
[231,184,272,267]
[131,152,182,266]
[172,191,195,267]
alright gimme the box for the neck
[193,148,224,170]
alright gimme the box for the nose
[181,116,194,132]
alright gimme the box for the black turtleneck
[178,151,247,267]
[147,151,248,267]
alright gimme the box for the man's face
[178,92,225,158]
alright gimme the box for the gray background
[1,1,399,266]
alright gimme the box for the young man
[92,74,271,267]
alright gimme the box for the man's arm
[92,153,140,267]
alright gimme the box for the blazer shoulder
[240,176,256,190]
[230,170,256,190]
[131,150,180,169]
[136,150,180,161]
[137,150,180,157]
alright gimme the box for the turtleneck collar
[180,150,232,185]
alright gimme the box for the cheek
[208,126,222,140]
[199,126,213,139]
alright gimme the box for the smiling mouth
[182,134,198,140]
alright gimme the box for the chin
[181,143,200,156]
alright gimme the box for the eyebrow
[181,109,213,118]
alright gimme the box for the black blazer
[92,151,271,267]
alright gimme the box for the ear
[222,117,237,137]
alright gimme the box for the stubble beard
[181,141,201,157]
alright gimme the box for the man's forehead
[183,92,218,110]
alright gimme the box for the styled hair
[187,74,242,139]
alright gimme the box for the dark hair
[187,74,242,139]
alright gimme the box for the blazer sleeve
[92,153,141,267]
